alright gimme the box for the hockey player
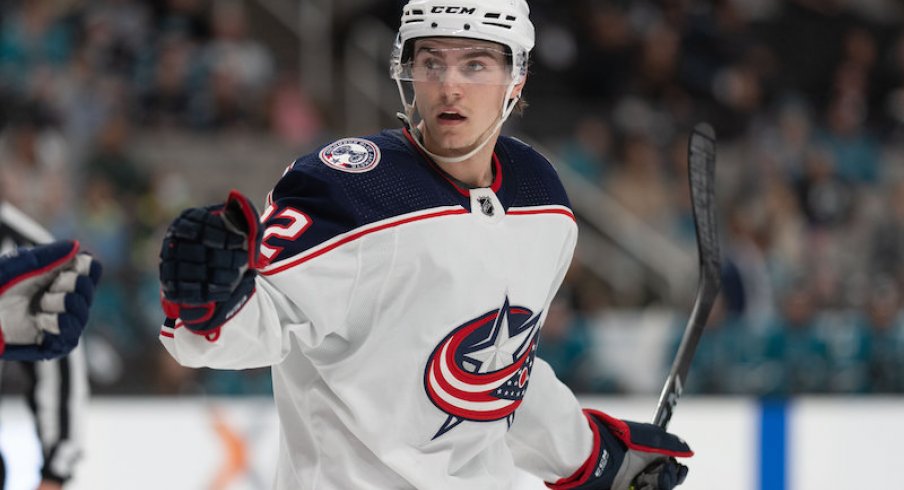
[0,240,102,361]
[159,1,692,488]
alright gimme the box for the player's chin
[426,129,466,149]
[435,131,470,150]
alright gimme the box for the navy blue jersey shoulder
[263,131,460,263]
[263,130,573,265]
[494,135,572,210]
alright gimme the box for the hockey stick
[652,123,721,429]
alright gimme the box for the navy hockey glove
[0,240,103,361]
[548,410,692,490]
[159,190,263,336]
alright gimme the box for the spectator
[759,285,831,395]
[558,114,612,184]
[604,132,672,232]
[0,103,70,228]
[669,296,756,394]
[0,1,74,94]
[861,280,904,393]
[793,146,855,229]
[194,0,274,129]
[137,31,199,127]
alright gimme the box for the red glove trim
[159,289,256,339]
[226,190,265,269]
[180,303,217,325]
[159,298,216,326]
[545,409,605,489]
[585,409,694,458]
[0,240,79,295]
[205,328,222,342]
[160,293,180,318]
[159,317,221,342]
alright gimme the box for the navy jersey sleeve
[259,155,361,267]
[259,133,461,269]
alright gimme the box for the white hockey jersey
[161,129,594,489]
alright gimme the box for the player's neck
[418,124,499,188]
[433,143,496,188]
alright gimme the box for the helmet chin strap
[396,80,520,165]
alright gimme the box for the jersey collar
[403,127,503,197]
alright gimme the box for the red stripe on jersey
[159,317,182,338]
[507,207,576,221]
[262,208,469,275]
[489,153,503,193]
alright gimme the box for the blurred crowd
[532,0,904,396]
[0,0,305,396]
[1,0,904,397]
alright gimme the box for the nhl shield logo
[319,138,381,173]
[424,296,541,439]
[477,196,495,216]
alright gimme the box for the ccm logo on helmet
[431,6,477,14]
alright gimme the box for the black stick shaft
[653,123,721,429]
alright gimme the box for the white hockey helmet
[390,0,535,84]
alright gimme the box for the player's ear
[513,74,527,99]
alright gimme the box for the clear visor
[393,46,514,85]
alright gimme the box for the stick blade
[688,123,721,290]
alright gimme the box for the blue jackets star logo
[424,296,541,439]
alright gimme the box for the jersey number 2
[260,204,312,261]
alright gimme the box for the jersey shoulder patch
[318,137,381,173]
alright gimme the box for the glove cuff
[546,409,693,490]
[161,271,257,336]
[546,410,624,489]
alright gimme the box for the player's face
[411,38,523,158]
